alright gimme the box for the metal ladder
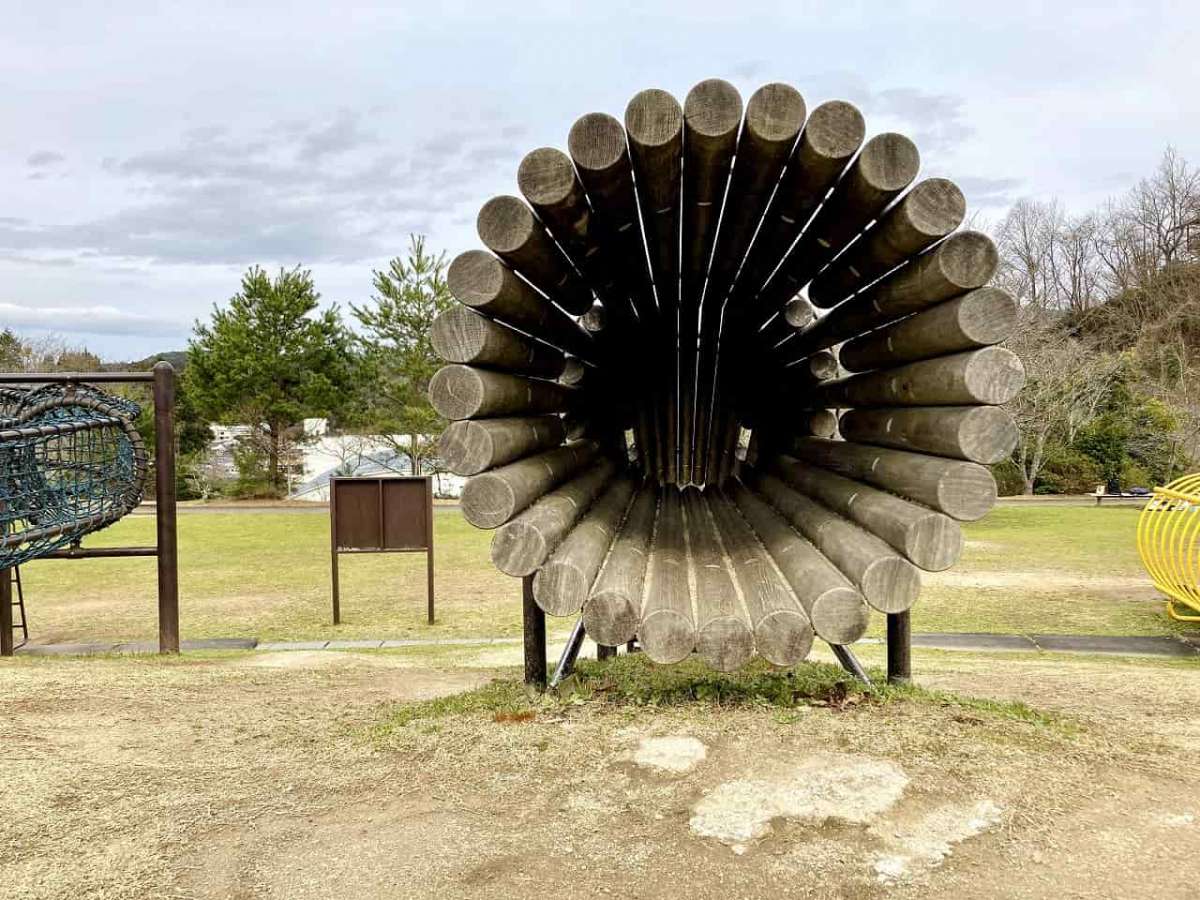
[7,567,27,650]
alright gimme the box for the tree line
[4,147,1197,499]
[996,147,1200,493]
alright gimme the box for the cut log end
[805,100,866,160]
[936,230,1000,291]
[906,513,966,571]
[860,557,922,614]
[625,89,683,148]
[745,82,806,143]
[965,346,1027,405]
[533,561,589,617]
[491,521,548,577]
[684,78,743,137]
[906,177,967,239]
[640,608,695,664]
[753,609,814,667]
[583,591,641,647]
[695,616,755,672]
[859,133,921,191]
[517,147,578,207]
[568,112,628,173]
[809,587,871,645]
[477,195,537,255]
[447,250,504,305]
[460,475,517,530]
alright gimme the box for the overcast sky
[3,1,1197,359]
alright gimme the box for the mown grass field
[15,503,1185,645]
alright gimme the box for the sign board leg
[426,479,435,625]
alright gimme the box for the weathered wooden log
[428,364,575,421]
[460,440,599,529]
[681,79,741,306]
[838,406,1019,465]
[625,89,683,484]
[707,489,815,663]
[790,436,997,521]
[625,89,683,308]
[681,487,754,671]
[812,347,1026,408]
[706,83,806,302]
[534,476,637,616]
[806,177,966,308]
[680,78,742,483]
[567,112,657,322]
[727,479,870,644]
[583,484,657,646]
[695,85,806,478]
[446,250,593,357]
[492,458,618,576]
[439,416,565,476]
[767,454,964,571]
[838,286,1019,372]
[754,133,919,318]
[640,488,695,663]
[733,100,865,306]
[517,146,633,319]
[431,306,566,378]
[786,230,999,357]
[745,470,920,613]
[477,195,595,315]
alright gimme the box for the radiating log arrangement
[431,77,1023,671]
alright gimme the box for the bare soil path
[2,649,1197,899]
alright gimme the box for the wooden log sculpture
[430,78,1023,672]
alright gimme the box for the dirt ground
[2,647,1198,899]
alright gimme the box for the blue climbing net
[0,383,148,569]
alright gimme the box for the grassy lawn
[14,503,1187,645]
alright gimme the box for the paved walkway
[8,632,1197,659]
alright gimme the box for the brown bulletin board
[330,476,434,625]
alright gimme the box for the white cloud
[0,302,187,338]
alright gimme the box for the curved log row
[583,484,657,647]
[681,487,754,672]
[430,77,1022,672]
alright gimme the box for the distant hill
[105,350,189,372]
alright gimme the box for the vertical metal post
[522,574,546,689]
[425,477,435,625]
[330,480,341,625]
[152,362,180,654]
[887,610,912,684]
[1,567,13,657]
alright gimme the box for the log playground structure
[429,79,1024,687]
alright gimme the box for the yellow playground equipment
[1137,473,1200,621]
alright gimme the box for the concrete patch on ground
[871,799,1003,883]
[690,753,909,854]
[633,736,708,774]
[1157,811,1195,828]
